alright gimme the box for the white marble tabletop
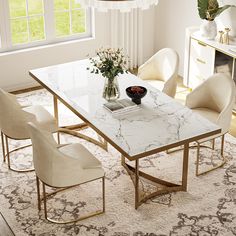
[30,59,221,159]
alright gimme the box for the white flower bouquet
[88,47,129,81]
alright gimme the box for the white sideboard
[185,31,236,90]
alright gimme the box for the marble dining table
[29,59,221,209]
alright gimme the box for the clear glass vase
[103,77,120,101]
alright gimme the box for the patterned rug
[0,90,236,236]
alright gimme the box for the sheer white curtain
[109,9,144,70]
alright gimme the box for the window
[54,0,86,37]
[0,0,92,52]
[9,0,45,44]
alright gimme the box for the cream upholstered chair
[27,122,105,224]
[186,73,236,176]
[138,48,179,98]
[0,88,58,172]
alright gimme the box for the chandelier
[75,0,159,12]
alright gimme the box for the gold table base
[122,143,189,209]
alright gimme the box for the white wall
[0,11,110,91]
[0,8,158,91]
[142,6,157,63]
[155,0,201,76]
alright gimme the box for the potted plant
[217,0,236,37]
[88,47,129,101]
[198,0,235,39]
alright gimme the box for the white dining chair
[186,73,236,176]
[28,122,105,224]
[138,48,179,98]
[0,88,58,172]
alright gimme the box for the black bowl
[126,86,147,105]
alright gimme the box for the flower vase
[200,20,217,40]
[103,77,120,101]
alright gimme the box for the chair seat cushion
[23,105,57,133]
[191,108,219,124]
[191,107,221,142]
[53,143,104,187]
[144,80,164,92]
[58,143,102,170]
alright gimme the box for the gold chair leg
[36,176,41,211]
[102,176,105,213]
[1,131,6,163]
[196,135,226,176]
[42,183,48,219]
[167,135,226,176]
[57,132,60,145]
[196,142,200,176]
[212,138,215,150]
[40,177,105,224]
[5,136,10,169]
[4,136,34,172]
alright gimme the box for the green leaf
[208,0,219,10]
[206,7,219,20]
[198,0,208,19]
[212,5,235,18]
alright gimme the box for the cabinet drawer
[191,39,215,63]
[188,38,215,88]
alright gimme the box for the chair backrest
[138,48,179,82]
[0,88,30,139]
[28,122,62,185]
[28,122,83,186]
[202,73,235,113]
[206,73,235,133]
[186,73,235,134]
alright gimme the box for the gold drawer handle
[198,41,207,47]
[196,58,206,64]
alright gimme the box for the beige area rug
[0,89,236,236]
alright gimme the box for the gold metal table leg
[122,143,190,209]
[59,128,108,151]
[53,95,107,151]
[53,95,59,127]
[182,143,189,191]
[102,176,105,212]
[53,96,61,144]
[221,134,225,156]
[42,183,48,219]
[1,131,6,162]
[212,138,215,150]
[135,159,139,209]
